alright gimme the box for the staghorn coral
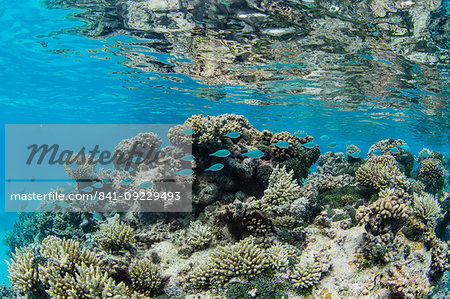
[269,131,300,161]
[253,165,301,213]
[418,158,445,181]
[272,215,296,229]
[266,244,294,271]
[243,212,273,236]
[6,249,40,294]
[413,192,442,224]
[381,264,433,298]
[94,218,134,251]
[356,188,412,235]
[129,258,163,297]
[289,258,331,290]
[355,155,410,190]
[186,221,213,249]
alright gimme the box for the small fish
[294,131,307,138]
[120,165,134,172]
[92,212,105,221]
[138,181,153,188]
[398,144,410,151]
[102,178,112,183]
[81,186,93,192]
[272,141,290,148]
[205,163,224,172]
[209,149,231,158]
[327,142,337,148]
[220,1,231,5]
[349,152,361,158]
[422,152,430,158]
[181,128,194,135]
[224,132,240,138]
[179,155,195,161]
[92,182,103,188]
[193,19,204,24]
[119,179,133,185]
[345,140,352,145]
[319,135,329,141]
[389,147,398,153]
[241,149,264,159]
[301,142,315,149]
[373,149,383,156]
[132,156,145,163]
[174,169,194,176]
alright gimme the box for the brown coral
[418,158,445,181]
[269,131,300,161]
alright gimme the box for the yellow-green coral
[413,192,441,224]
[419,158,445,181]
[129,258,163,297]
[186,221,213,249]
[355,155,410,190]
[95,219,134,251]
[7,236,128,298]
[290,259,331,290]
[190,237,290,288]
[254,165,301,213]
[6,249,40,294]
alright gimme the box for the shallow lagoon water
[0,0,449,295]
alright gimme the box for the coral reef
[381,263,433,298]
[186,221,213,249]
[290,258,331,290]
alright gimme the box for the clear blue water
[0,0,449,287]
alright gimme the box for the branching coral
[190,237,289,288]
[7,236,127,298]
[356,188,412,235]
[355,155,410,190]
[413,192,441,224]
[186,221,213,249]
[253,165,301,213]
[129,258,163,296]
[289,258,331,289]
[6,249,40,294]
[95,218,134,251]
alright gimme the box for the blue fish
[138,181,153,188]
[319,135,329,141]
[102,178,112,183]
[224,132,240,138]
[345,140,352,145]
[241,149,264,159]
[181,128,194,135]
[81,186,93,192]
[132,156,145,163]
[210,149,231,158]
[272,141,290,149]
[373,149,383,156]
[92,213,105,221]
[92,182,103,188]
[294,131,307,138]
[119,179,133,185]
[205,163,224,172]
[179,155,195,161]
[398,144,410,151]
[327,142,337,148]
[301,142,315,149]
[389,147,398,153]
[422,152,430,158]
[349,152,361,158]
[174,169,194,176]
